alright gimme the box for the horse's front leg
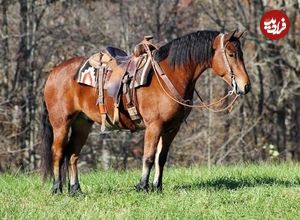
[135,122,162,192]
[152,127,180,192]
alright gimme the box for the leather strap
[152,60,187,103]
[142,39,190,104]
[97,66,106,107]
[95,53,107,132]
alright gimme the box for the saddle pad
[132,54,152,88]
[76,59,97,87]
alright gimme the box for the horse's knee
[144,155,155,167]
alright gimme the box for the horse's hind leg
[51,122,71,194]
[66,115,93,196]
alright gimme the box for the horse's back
[45,56,84,98]
[51,57,85,77]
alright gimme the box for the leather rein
[142,33,240,113]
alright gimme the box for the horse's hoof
[151,184,163,193]
[68,183,83,196]
[51,187,62,195]
[135,183,149,192]
[51,181,62,195]
[69,190,83,197]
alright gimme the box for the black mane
[155,30,220,68]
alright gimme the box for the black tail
[40,101,53,181]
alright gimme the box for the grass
[1,163,300,219]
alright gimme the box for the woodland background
[0,0,299,172]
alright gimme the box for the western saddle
[76,36,158,131]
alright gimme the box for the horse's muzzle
[244,84,251,94]
[237,83,251,95]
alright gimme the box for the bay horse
[41,30,251,195]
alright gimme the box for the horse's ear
[213,34,221,49]
[234,30,246,39]
[224,30,236,43]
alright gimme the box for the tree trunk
[16,0,38,170]
[1,0,9,98]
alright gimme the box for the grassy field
[1,163,300,219]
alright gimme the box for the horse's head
[212,30,251,95]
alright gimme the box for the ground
[1,163,300,219]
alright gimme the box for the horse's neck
[161,60,208,100]
[186,64,208,99]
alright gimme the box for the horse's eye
[228,53,235,57]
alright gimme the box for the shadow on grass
[174,176,300,191]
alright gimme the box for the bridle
[219,33,238,95]
[142,33,240,113]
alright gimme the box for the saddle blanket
[76,52,152,89]
[77,59,98,87]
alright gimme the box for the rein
[142,33,240,113]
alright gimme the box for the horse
[41,30,251,195]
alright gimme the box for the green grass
[1,163,300,219]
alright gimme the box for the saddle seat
[106,46,128,58]
[103,45,151,95]
[106,46,131,64]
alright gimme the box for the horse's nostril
[244,84,251,94]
